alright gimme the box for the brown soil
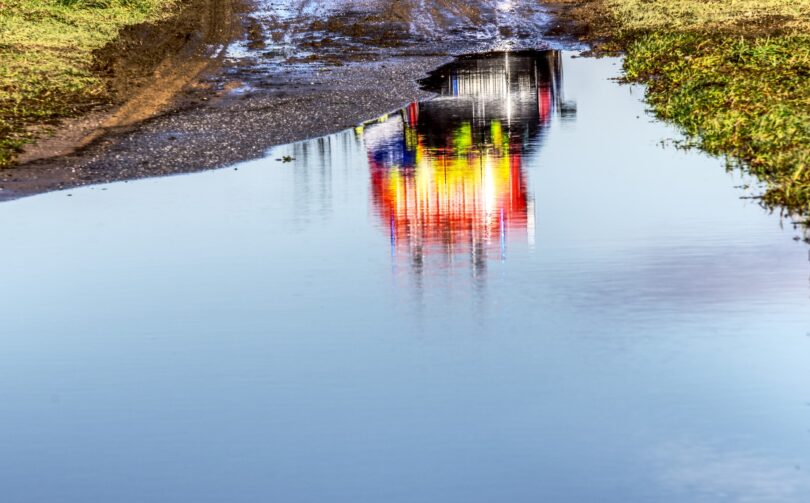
[16,0,241,165]
[540,0,614,46]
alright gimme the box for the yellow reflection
[369,110,530,264]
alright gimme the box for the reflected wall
[362,51,568,276]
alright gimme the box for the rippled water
[1,52,810,502]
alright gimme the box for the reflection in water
[363,51,570,279]
[3,52,810,503]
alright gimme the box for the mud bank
[0,0,585,200]
[13,0,239,167]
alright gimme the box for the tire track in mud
[232,0,557,71]
[15,0,239,167]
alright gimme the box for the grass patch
[560,0,810,214]
[624,32,810,210]
[0,0,177,167]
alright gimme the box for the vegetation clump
[624,32,810,210]
[563,0,810,213]
[0,0,176,167]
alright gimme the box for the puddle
[1,51,809,502]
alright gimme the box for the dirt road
[1,0,582,199]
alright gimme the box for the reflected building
[362,51,567,278]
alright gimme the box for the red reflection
[368,108,532,264]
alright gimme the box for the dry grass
[606,0,810,34]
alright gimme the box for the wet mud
[12,0,239,168]
[93,3,216,101]
[1,0,586,200]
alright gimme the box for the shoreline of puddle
[2,49,810,503]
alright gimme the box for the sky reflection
[0,52,807,503]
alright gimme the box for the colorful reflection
[362,51,566,275]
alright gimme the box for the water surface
[1,52,809,503]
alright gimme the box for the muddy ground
[1,0,587,200]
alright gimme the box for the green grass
[590,0,810,213]
[623,33,810,210]
[0,0,176,167]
